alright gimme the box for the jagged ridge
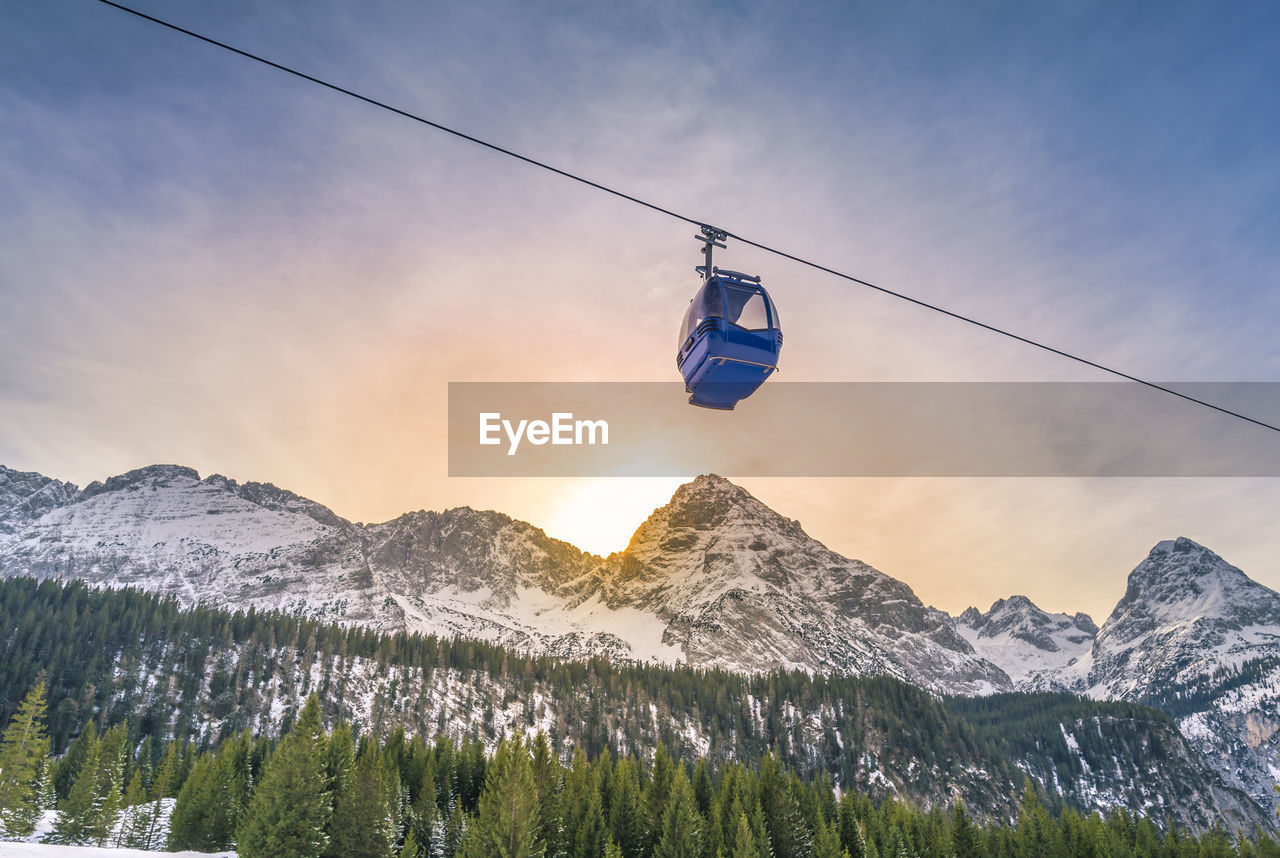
[0,466,1007,694]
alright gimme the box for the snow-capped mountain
[0,465,1008,694]
[955,596,1097,685]
[597,475,1009,692]
[964,538,1280,818]
[0,464,391,625]
[1056,539,1280,818]
[1057,538,1280,698]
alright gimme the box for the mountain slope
[955,596,1097,685]
[0,464,391,625]
[1059,538,1280,699]
[604,475,1008,692]
[977,538,1280,820]
[0,466,1008,693]
[947,692,1266,832]
[1059,538,1280,820]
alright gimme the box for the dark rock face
[0,465,80,533]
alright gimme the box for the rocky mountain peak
[0,465,80,533]
[1070,538,1280,705]
[203,474,350,529]
[1072,611,1100,634]
[1116,537,1272,622]
[959,595,1096,641]
[954,594,1098,686]
[600,474,1010,693]
[994,594,1036,614]
[79,464,202,500]
[667,473,761,521]
[627,474,805,548]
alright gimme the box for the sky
[2,0,1279,621]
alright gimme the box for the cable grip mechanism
[695,225,728,280]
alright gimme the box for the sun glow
[536,477,689,556]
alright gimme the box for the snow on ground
[0,844,232,857]
[391,584,682,665]
[957,623,1090,685]
[7,802,180,855]
[2,802,221,856]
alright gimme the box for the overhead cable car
[676,227,783,410]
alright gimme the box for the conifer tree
[608,759,645,858]
[654,770,701,858]
[812,814,844,858]
[949,804,981,858]
[462,731,542,858]
[411,767,442,858]
[711,788,738,858]
[0,681,51,839]
[237,695,332,858]
[34,755,56,821]
[176,739,196,793]
[692,760,713,818]
[48,726,102,845]
[884,830,913,858]
[748,803,772,858]
[328,744,400,858]
[52,718,96,801]
[134,734,154,788]
[169,745,247,852]
[443,797,469,858]
[401,825,422,858]
[141,739,179,850]
[91,720,127,846]
[759,755,810,858]
[574,784,608,858]
[434,805,453,858]
[837,796,865,858]
[118,767,150,847]
[1015,780,1064,858]
[169,752,210,849]
[532,732,564,858]
[644,744,675,852]
[562,747,593,858]
[325,722,356,820]
[731,813,759,858]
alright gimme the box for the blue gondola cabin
[676,269,782,410]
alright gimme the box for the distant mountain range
[2,463,1278,819]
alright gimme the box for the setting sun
[534,477,689,556]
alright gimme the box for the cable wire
[94,0,1280,436]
